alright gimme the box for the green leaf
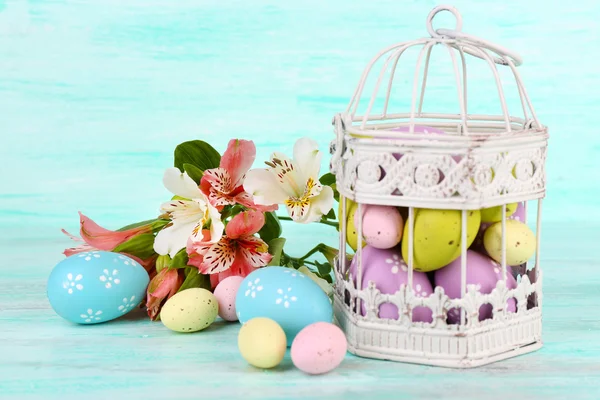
[171,248,189,269]
[183,163,204,185]
[314,261,333,283]
[323,208,336,220]
[156,255,170,273]
[117,219,157,232]
[319,172,336,186]
[258,211,282,243]
[151,219,171,232]
[267,238,286,266]
[317,244,338,266]
[178,267,211,292]
[112,233,156,259]
[332,183,340,203]
[174,140,221,172]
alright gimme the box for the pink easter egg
[354,205,403,249]
[434,250,517,324]
[213,276,244,321]
[291,322,347,375]
[349,246,433,322]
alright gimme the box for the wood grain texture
[1,0,599,398]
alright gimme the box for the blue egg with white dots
[47,251,150,324]
[235,267,333,346]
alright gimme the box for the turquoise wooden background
[1,0,599,398]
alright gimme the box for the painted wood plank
[1,0,599,398]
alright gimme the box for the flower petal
[163,167,203,199]
[297,185,335,224]
[146,268,184,320]
[78,212,151,251]
[284,197,310,222]
[233,192,279,212]
[244,169,288,206]
[236,236,273,268]
[153,221,197,258]
[198,239,236,274]
[293,137,322,183]
[202,167,233,195]
[267,152,304,198]
[160,199,203,226]
[207,202,225,243]
[225,210,265,239]
[220,139,256,188]
[63,242,97,257]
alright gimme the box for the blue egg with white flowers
[47,251,149,324]
[235,266,333,346]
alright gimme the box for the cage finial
[426,5,463,38]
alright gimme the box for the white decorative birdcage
[330,5,547,368]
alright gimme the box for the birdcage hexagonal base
[334,296,543,368]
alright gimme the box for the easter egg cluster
[342,199,537,323]
[47,253,346,375]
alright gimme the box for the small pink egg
[213,276,244,321]
[291,322,347,375]
[354,205,403,249]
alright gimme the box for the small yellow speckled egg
[480,203,518,223]
[238,317,287,369]
[160,288,218,333]
[483,219,537,265]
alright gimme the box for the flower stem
[277,215,339,228]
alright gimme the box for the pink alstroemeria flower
[187,210,272,288]
[62,212,153,268]
[146,268,184,320]
[201,139,278,212]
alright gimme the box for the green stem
[277,215,339,228]
[303,260,317,266]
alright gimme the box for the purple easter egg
[510,202,526,223]
[349,246,433,322]
[390,125,461,165]
[434,250,517,324]
[354,205,404,250]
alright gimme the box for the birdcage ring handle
[426,5,523,66]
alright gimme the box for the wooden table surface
[1,0,599,398]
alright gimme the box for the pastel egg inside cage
[330,5,547,368]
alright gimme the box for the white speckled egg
[214,276,244,321]
[47,251,149,325]
[160,288,218,332]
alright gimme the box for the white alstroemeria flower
[154,168,224,258]
[243,137,334,224]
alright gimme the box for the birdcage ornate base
[334,296,543,368]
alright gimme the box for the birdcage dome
[330,5,548,210]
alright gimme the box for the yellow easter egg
[483,219,536,265]
[345,202,359,251]
[401,209,481,272]
[160,288,218,333]
[480,203,518,223]
[238,317,287,369]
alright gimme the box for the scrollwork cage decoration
[330,5,547,368]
